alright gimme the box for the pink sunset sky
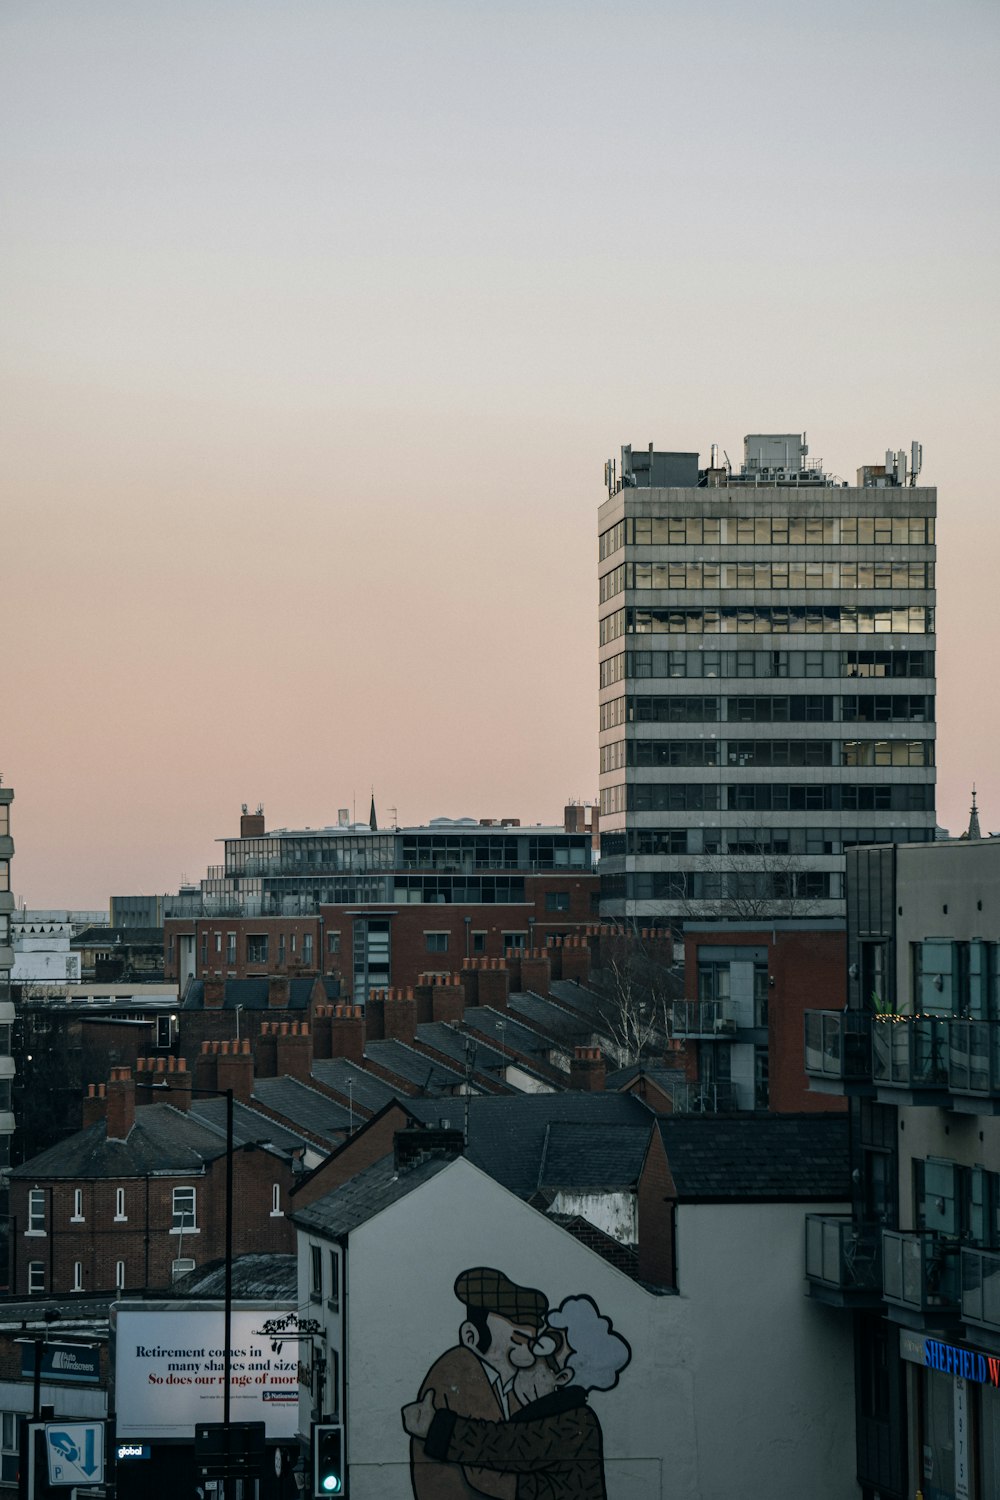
[3,0,998,908]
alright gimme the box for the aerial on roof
[310,1057,400,1114]
[364,1038,472,1093]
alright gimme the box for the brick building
[163,804,599,995]
[7,1059,312,1298]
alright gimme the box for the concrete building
[598,434,936,922]
[805,836,1000,1499]
[0,789,13,1180]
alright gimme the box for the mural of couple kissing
[401,1266,631,1500]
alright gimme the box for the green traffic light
[321,1478,340,1493]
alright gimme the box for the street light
[135,1080,235,1425]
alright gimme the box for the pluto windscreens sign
[115,1307,298,1439]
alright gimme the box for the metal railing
[803,1010,872,1082]
[882,1230,960,1313]
[671,1000,737,1037]
[947,1020,1000,1098]
[664,1080,742,1114]
[805,1215,883,1293]
[961,1247,1000,1333]
[872,1016,949,1090]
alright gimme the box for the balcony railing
[663,1080,742,1114]
[803,1010,872,1083]
[805,1215,882,1295]
[961,1247,1000,1334]
[883,1230,960,1314]
[872,1016,949,1091]
[947,1020,1000,1098]
[671,1000,737,1038]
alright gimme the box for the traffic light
[313,1424,344,1496]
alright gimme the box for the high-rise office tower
[598,435,936,922]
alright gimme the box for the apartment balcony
[961,1248,1000,1346]
[947,1021,1000,1114]
[805,1215,883,1308]
[871,1016,950,1105]
[803,1010,874,1095]
[671,1000,738,1038]
[882,1230,961,1326]
[662,1079,742,1113]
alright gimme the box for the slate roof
[658,1114,850,1202]
[363,1039,471,1093]
[181,976,340,1011]
[188,1097,312,1156]
[170,1254,297,1299]
[72,926,163,947]
[415,1023,507,1074]
[537,1121,650,1191]
[404,1092,654,1197]
[507,993,593,1045]
[462,1008,559,1063]
[9,1103,226,1179]
[310,1058,400,1114]
[252,1077,352,1142]
[606,1064,689,1094]
[291,1152,452,1238]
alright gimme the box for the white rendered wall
[679,1200,857,1500]
[322,1157,853,1500]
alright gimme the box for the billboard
[115,1306,298,1440]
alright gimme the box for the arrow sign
[45,1422,105,1486]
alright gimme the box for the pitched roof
[10,1103,225,1179]
[252,1077,352,1142]
[187,1097,312,1156]
[405,1092,654,1197]
[658,1114,850,1201]
[537,1121,650,1191]
[310,1058,400,1114]
[291,1152,452,1238]
[507,993,593,1046]
[170,1254,297,1299]
[363,1039,470,1092]
[462,1008,559,1063]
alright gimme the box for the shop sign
[21,1343,100,1384]
[923,1335,1000,1387]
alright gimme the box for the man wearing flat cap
[409,1266,548,1500]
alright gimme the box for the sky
[2,0,998,907]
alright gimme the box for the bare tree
[675,820,825,922]
[589,927,682,1068]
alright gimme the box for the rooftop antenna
[910,441,923,485]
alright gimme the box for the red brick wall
[9,1128,296,1296]
[290,1103,411,1208]
[637,1125,676,1288]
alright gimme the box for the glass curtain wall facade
[598,436,937,921]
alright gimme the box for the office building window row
[628,605,934,636]
[599,514,934,555]
[603,647,933,683]
[912,939,1000,1018]
[611,560,934,595]
[600,782,935,815]
[602,738,932,771]
[612,693,934,724]
[601,825,937,859]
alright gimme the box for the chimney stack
[106,1066,136,1141]
[570,1046,606,1093]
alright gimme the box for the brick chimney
[431,975,464,1026]
[254,1025,279,1079]
[393,1126,464,1174]
[478,959,509,1012]
[329,1005,365,1065]
[275,1022,312,1081]
[83,1083,106,1128]
[413,977,436,1026]
[384,988,417,1043]
[570,1046,606,1093]
[216,1039,254,1104]
[365,991,386,1041]
[240,807,265,837]
[561,937,592,986]
[106,1066,136,1140]
[460,960,481,1007]
[521,948,551,998]
[203,978,225,1009]
[268,976,291,1009]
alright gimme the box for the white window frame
[72,1261,83,1292]
[271,1183,282,1217]
[28,1261,44,1295]
[1,1412,17,1452]
[171,1186,198,1233]
[114,1187,127,1222]
[27,1189,46,1235]
[71,1188,84,1223]
[116,1260,125,1289]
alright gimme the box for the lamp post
[135,1080,235,1424]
